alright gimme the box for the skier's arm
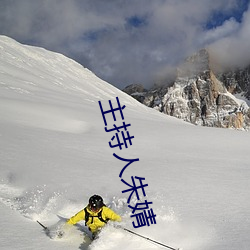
[104,207,122,222]
[67,209,85,225]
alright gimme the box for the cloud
[0,0,249,89]
[209,4,250,69]
[200,18,240,45]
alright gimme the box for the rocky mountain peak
[177,49,210,78]
[123,49,250,130]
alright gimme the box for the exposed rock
[123,49,250,130]
[217,66,250,99]
[122,84,147,103]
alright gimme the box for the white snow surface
[0,35,250,250]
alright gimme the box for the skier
[66,194,122,239]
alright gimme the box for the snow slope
[0,35,250,250]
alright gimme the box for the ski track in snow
[0,179,210,250]
[0,181,96,249]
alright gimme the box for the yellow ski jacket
[67,206,121,233]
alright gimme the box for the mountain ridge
[123,49,250,130]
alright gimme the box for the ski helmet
[89,195,104,210]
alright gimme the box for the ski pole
[37,220,48,231]
[123,227,180,250]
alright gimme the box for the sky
[0,0,249,89]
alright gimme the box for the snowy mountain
[0,36,250,250]
[124,49,250,130]
[217,65,250,100]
